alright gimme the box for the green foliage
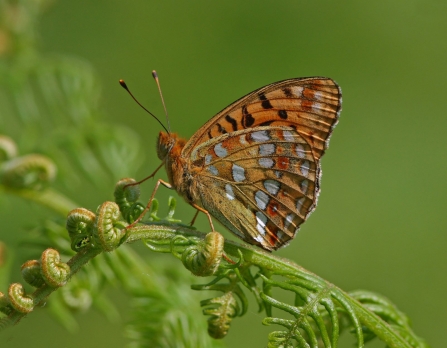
[1,169,430,347]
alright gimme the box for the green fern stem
[125,223,413,348]
[0,217,419,347]
[0,247,101,329]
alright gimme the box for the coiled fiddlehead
[40,248,70,287]
[93,201,127,252]
[181,231,224,277]
[114,178,144,223]
[60,281,92,311]
[191,271,249,339]
[66,208,96,251]
[21,260,45,288]
[0,154,57,190]
[201,291,239,339]
[7,283,34,314]
[0,135,18,162]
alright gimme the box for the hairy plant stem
[126,223,412,348]
[0,221,412,348]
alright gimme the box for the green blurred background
[1,1,446,347]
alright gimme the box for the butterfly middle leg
[190,203,236,264]
[191,203,215,232]
[190,204,236,264]
[189,210,200,227]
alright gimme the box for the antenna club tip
[119,79,129,90]
[152,70,158,79]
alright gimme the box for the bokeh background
[1,1,446,347]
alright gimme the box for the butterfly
[123,75,341,251]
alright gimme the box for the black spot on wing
[282,87,294,98]
[242,105,255,127]
[225,114,238,131]
[216,123,227,134]
[259,92,273,109]
[259,120,274,126]
[278,110,288,119]
[259,92,267,100]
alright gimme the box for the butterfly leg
[126,178,172,229]
[123,162,165,190]
[191,203,215,231]
[190,204,235,264]
[189,210,200,227]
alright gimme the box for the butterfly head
[156,132,175,160]
[156,131,186,160]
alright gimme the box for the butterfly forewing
[190,126,319,250]
[183,77,341,162]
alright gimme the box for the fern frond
[350,290,429,348]
[260,275,341,347]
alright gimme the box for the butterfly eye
[156,131,178,160]
[156,132,168,160]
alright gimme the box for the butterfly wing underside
[183,77,341,250]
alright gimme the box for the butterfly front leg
[126,179,173,228]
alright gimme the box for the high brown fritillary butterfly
[122,75,342,251]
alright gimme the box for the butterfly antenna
[152,70,171,133]
[119,79,170,134]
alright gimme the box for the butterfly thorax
[157,131,200,204]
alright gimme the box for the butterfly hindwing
[189,126,319,250]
